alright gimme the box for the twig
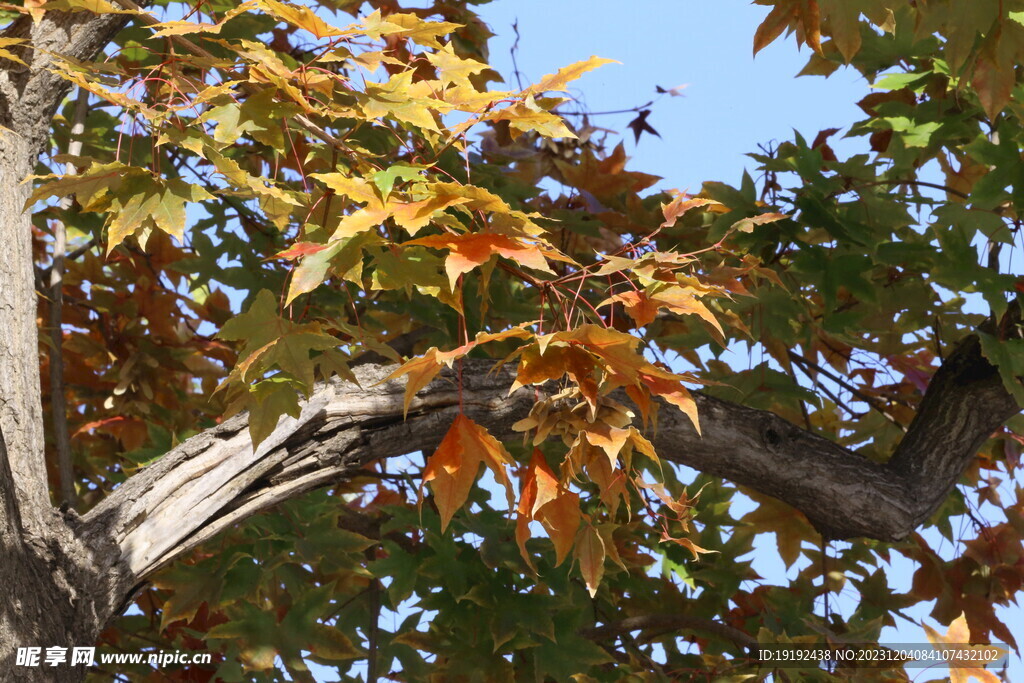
[851,178,971,201]
[36,238,97,284]
[580,614,758,654]
[50,87,89,508]
[788,350,908,430]
[365,547,380,683]
[559,101,655,116]
[509,20,524,91]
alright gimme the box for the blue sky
[479,0,868,192]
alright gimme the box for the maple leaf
[583,423,631,468]
[923,614,1007,683]
[375,12,462,49]
[582,440,628,516]
[390,195,470,236]
[381,349,446,418]
[382,328,532,416]
[309,173,383,208]
[971,30,1016,121]
[424,415,514,532]
[247,378,303,448]
[0,38,28,66]
[626,109,660,144]
[535,493,581,567]
[819,0,861,62]
[407,232,555,289]
[600,291,659,327]
[489,97,576,141]
[525,56,617,95]
[516,450,553,565]
[255,0,344,38]
[729,211,788,235]
[660,196,721,229]
[361,70,444,132]
[575,522,606,598]
[106,176,214,252]
[426,43,488,89]
[26,160,134,210]
[217,289,339,400]
[285,232,380,305]
[737,491,817,569]
[149,3,254,37]
[218,290,287,354]
[557,325,649,385]
[372,164,425,200]
[753,1,798,55]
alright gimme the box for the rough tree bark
[0,8,1020,683]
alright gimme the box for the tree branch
[73,319,1019,616]
[79,362,529,586]
[580,614,758,654]
[49,87,90,509]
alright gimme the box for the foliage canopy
[6,0,1024,679]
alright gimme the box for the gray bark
[0,6,1021,682]
[0,7,142,680]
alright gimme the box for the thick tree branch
[74,322,1019,614]
[79,362,530,588]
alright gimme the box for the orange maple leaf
[424,415,514,532]
[516,450,580,568]
[407,232,554,289]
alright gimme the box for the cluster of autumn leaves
[20,3,759,598]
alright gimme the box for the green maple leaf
[372,163,425,199]
[247,378,303,450]
[220,289,340,389]
[106,176,213,252]
[26,160,135,210]
[218,289,288,352]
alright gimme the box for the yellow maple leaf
[923,613,1007,683]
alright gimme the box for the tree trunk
[0,129,116,683]
[0,9,145,679]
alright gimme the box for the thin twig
[559,101,655,116]
[580,614,757,654]
[365,547,381,683]
[788,350,908,430]
[852,178,971,200]
[509,20,524,91]
[36,238,97,284]
[50,87,89,508]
